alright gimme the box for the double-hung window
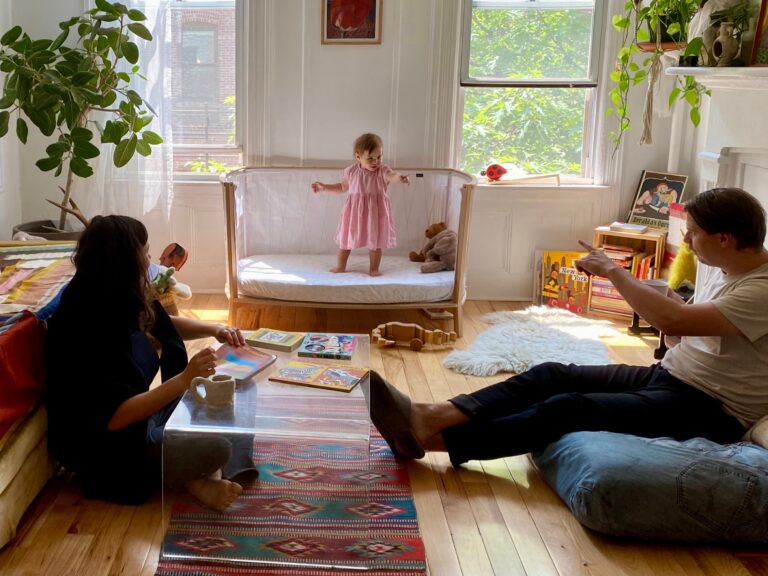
[168,0,242,176]
[460,0,604,180]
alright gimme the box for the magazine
[297,333,357,360]
[245,328,305,352]
[268,360,369,392]
[214,344,277,381]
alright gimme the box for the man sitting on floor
[371,187,768,465]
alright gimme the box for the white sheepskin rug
[443,306,620,376]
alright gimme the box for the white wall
[0,2,22,239]
[8,0,679,295]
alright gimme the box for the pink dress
[336,163,397,250]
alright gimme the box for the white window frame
[459,0,606,180]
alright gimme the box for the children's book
[609,221,648,233]
[214,345,277,381]
[268,360,369,392]
[245,328,305,352]
[297,333,357,360]
[540,250,590,315]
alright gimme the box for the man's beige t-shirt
[662,261,768,427]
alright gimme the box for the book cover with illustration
[297,333,357,360]
[268,360,369,392]
[215,345,277,381]
[539,250,590,315]
[245,328,305,352]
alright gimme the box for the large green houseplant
[609,0,707,149]
[0,0,162,235]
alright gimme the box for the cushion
[0,312,46,439]
[533,431,768,543]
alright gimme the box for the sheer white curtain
[75,0,174,222]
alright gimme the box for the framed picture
[322,0,382,45]
[751,0,768,65]
[627,171,688,231]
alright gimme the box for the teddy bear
[409,222,458,273]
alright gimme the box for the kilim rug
[155,429,426,576]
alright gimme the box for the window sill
[666,66,768,91]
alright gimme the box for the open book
[268,360,369,392]
[214,345,277,381]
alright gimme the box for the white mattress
[237,254,455,304]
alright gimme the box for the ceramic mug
[189,374,236,407]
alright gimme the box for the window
[170,0,241,175]
[460,0,604,180]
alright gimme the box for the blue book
[297,333,356,360]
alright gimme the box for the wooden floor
[2,295,767,575]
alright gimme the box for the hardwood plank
[3,295,768,576]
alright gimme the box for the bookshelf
[588,226,667,317]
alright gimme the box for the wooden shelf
[588,227,667,318]
[666,66,768,91]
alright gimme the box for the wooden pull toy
[371,322,457,352]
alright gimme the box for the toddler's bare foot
[187,477,243,511]
[369,270,382,277]
[330,266,348,273]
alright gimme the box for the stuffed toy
[480,163,507,181]
[148,262,192,299]
[667,240,697,291]
[409,222,458,273]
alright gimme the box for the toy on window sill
[371,321,457,352]
[480,163,507,181]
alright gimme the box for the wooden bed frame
[221,167,475,336]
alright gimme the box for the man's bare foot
[369,270,382,277]
[330,266,348,273]
[187,478,243,511]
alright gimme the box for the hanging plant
[608,0,707,152]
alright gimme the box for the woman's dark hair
[685,187,766,250]
[73,215,154,330]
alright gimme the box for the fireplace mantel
[666,66,768,91]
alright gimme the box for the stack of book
[589,244,656,316]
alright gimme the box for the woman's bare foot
[369,269,382,277]
[330,266,348,273]
[187,477,243,511]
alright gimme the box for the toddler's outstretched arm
[387,170,410,185]
[311,181,347,194]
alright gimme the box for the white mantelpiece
[666,66,768,91]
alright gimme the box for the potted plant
[0,0,162,238]
[609,0,706,150]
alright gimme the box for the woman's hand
[311,181,324,193]
[184,346,218,381]
[215,325,245,347]
[399,174,410,185]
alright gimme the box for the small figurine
[480,163,507,181]
[371,321,457,352]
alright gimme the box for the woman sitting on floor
[45,215,254,509]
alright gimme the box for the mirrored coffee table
[161,334,372,571]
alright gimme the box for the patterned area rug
[156,429,426,576]
[443,306,620,376]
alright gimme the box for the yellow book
[245,328,305,352]
[268,360,369,392]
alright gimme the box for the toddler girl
[311,133,410,276]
